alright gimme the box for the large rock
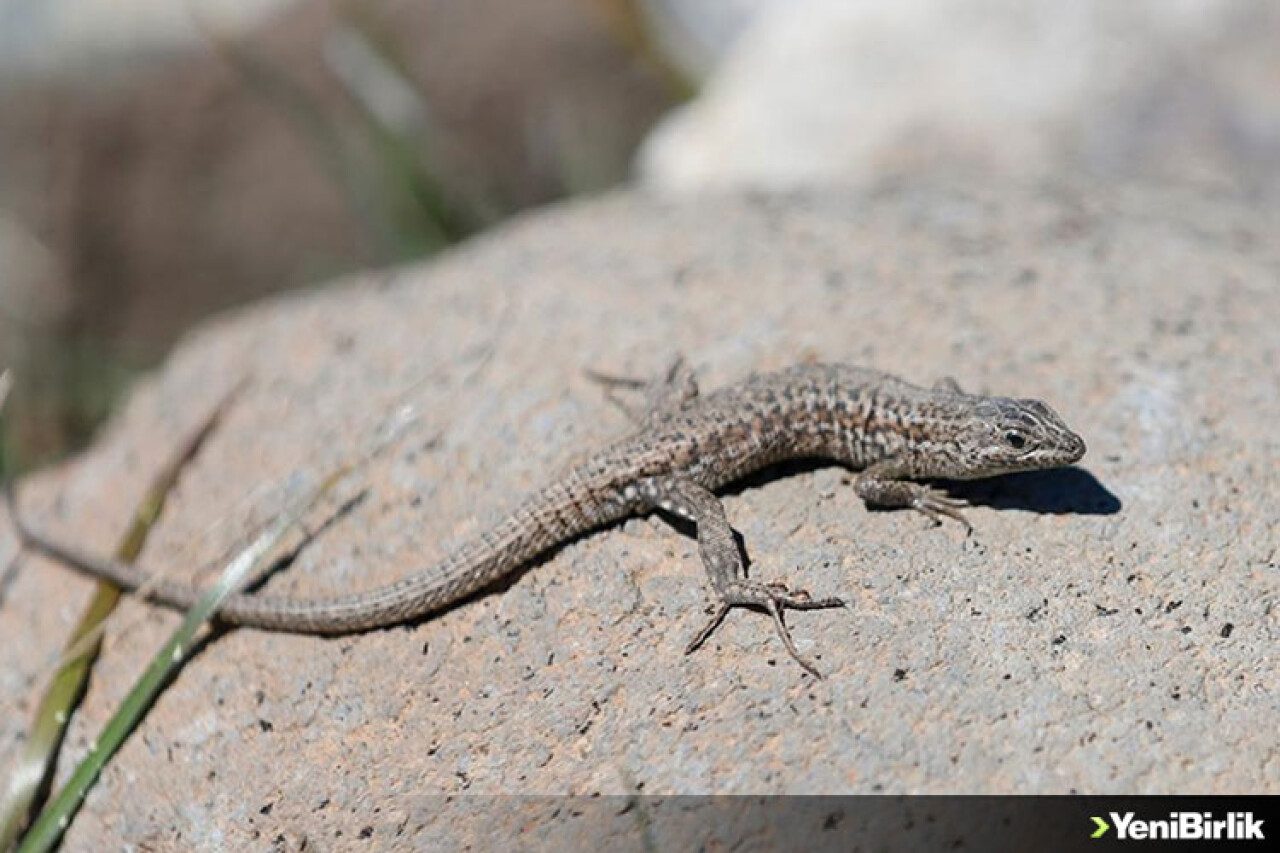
[640,0,1280,199]
[2,182,1276,848]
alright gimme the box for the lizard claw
[585,357,699,423]
[685,579,845,678]
[685,603,731,656]
[913,486,972,533]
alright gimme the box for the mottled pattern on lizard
[7,362,1086,676]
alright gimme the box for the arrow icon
[1091,816,1110,838]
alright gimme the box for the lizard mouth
[1032,433,1085,468]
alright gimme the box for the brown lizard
[5,362,1086,677]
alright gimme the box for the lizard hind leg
[648,476,844,678]
[932,376,964,394]
[685,581,845,679]
[584,355,699,424]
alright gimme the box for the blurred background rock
[2,0,1278,471]
[0,0,684,469]
[639,0,1280,194]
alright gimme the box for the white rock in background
[0,0,299,80]
[638,0,781,80]
[638,0,1280,193]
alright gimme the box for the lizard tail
[5,473,619,634]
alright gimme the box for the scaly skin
[7,363,1086,676]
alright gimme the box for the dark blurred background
[3,0,1278,472]
[0,0,689,470]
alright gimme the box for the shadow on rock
[943,467,1120,516]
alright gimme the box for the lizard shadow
[659,461,1117,578]
[720,458,1119,517]
[931,466,1120,516]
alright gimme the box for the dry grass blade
[15,465,350,853]
[0,385,239,850]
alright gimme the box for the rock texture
[2,182,1277,848]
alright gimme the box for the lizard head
[948,397,1086,479]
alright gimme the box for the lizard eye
[1004,430,1027,450]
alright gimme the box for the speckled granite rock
[1,182,1276,849]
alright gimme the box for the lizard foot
[913,487,972,533]
[685,580,845,678]
[585,355,698,423]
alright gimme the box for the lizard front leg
[641,476,843,678]
[854,460,971,531]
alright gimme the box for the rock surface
[2,182,1277,848]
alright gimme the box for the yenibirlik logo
[1091,812,1265,841]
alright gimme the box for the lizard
[4,362,1086,677]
